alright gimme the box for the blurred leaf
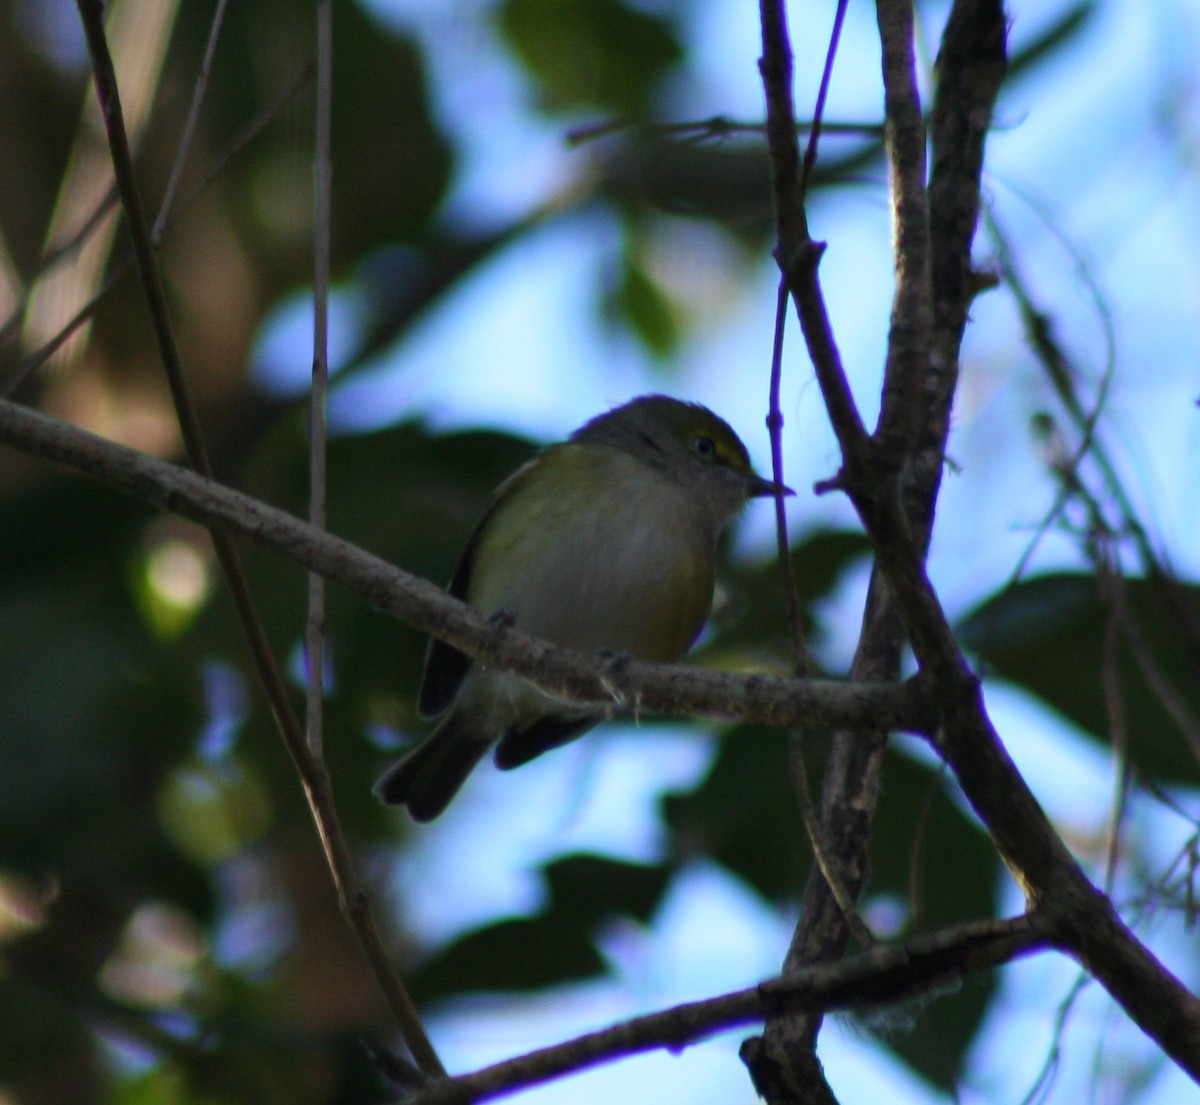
[612,252,679,358]
[499,0,683,116]
[1006,2,1096,83]
[0,974,105,1105]
[543,853,672,925]
[158,762,273,866]
[958,573,1200,785]
[0,481,203,896]
[864,748,1002,1090]
[664,726,811,902]
[413,854,672,997]
[704,529,872,663]
[869,751,1000,932]
[328,6,454,258]
[667,727,1001,1091]
[597,134,881,247]
[413,915,606,997]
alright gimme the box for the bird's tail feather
[372,714,490,821]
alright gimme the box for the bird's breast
[468,448,716,661]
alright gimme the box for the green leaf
[958,573,1200,785]
[413,915,606,997]
[612,253,679,358]
[864,748,1003,1090]
[663,726,811,902]
[666,725,1002,1092]
[498,0,683,115]
[1006,2,1096,84]
[413,854,672,997]
[543,853,672,925]
[703,529,873,664]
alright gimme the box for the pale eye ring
[692,435,716,460]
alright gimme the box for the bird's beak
[745,472,795,498]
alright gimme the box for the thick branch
[752,6,911,1103]
[758,0,868,461]
[921,0,1007,521]
[873,0,933,466]
[0,398,926,735]
[410,917,1043,1105]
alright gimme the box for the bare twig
[766,276,806,668]
[798,0,849,202]
[749,8,899,1101]
[73,1,442,1079]
[760,0,877,960]
[152,0,229,242]
[307,0,332,759]
[567,115,884,147]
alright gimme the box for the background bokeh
[0,0,1198,1102]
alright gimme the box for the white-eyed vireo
[373,394,791,819]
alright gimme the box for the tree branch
[750,5,906,1102]
[753,0,1200,1090]
[409,916,1044,1105]
[0,397,927,737]
[74,0,442,1078]
[873,0,934,471]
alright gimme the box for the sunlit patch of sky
[252,283,368,399]
[391,724,715,947]
[15,0,87,72]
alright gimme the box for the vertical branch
[749,5,893,1104]
[873,0,933,470]
[922,0,1007,527]
[797,0,850,204]
[747,3,1008,1103]
[152,0,229,243]
[307,0,332,758]
[758,0,868,463]
[766,278,806,669]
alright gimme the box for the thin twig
[72,1,442,1079]
[567,114,884,147]
[307,0,332,759]
[788,736,877,949]
[2,61,314,399]
[152,0,229,242]
[798,0,849,202]
[766,276,806,668]
[763,18,876,944]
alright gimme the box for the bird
[373,394,790,820]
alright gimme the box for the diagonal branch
[409,916,1044,1105]
[73,1,441,1079]
[0,396,928,737]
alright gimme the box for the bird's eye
[692,435,717,460]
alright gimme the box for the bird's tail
[372,713,491,821]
